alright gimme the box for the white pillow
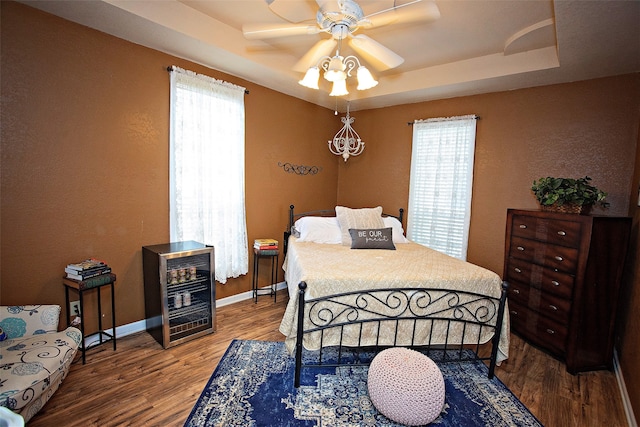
[294,216,342,244]
[383,216,410,243]
[335,206,385,246]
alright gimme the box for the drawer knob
[517,246,525,251]
[514,267,522,273]
[551,280,560,286]
[557,231,566,236]
[510,310,518,316]
[519,224,527,229]
[546,329,555,335]
[554,256,564,261]
[549,304,558,311]
[513,289,520,294]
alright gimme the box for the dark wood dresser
[504,209,631,373]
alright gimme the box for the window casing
[407,115,478,260]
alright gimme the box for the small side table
[252,248,278,303]
[63,273,117,364]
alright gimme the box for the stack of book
[254,238,278,255]
[65,258,113,287]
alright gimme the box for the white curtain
[169,66,248,283]
[407,115,477,260]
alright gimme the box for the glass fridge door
[164,250,214,344]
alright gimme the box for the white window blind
[169,66,248,283]
[407,115,477,260]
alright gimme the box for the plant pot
[541,203,586,214]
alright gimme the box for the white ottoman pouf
[367,347,445,426]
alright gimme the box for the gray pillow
[336,206,385,246]
[349,228,396,250]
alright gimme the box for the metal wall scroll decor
[278,162,322,176]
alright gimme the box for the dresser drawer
[505,258,575,299]
[509,236,579,273]
[511,214,582,248]
[509,300,568,357]
[507,283,571,325]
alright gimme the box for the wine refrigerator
[142,241,215,348]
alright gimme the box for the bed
[278,205,510,387]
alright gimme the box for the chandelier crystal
[328,102,365,161]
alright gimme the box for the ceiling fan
[242,0,441,73]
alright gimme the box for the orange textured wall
[338,76,640,276]
[0,2,338,327]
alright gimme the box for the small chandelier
[298,25,378,96]
[328,102,364,161]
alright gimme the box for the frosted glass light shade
[324,56,347,82]
[329,79,349,96]
[356,66,378,90]
[299,67,320,89]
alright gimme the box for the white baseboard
[614,349,638,427]
[83,282,288,346]
[215,281,288,308]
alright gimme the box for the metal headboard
[284,205,405,254]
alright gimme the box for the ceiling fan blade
[293,38,337,72]
[316,0,341,13]
[359,1,440,28]
[348,34,404,71]
[266,0,318,24]
[242,23,320,40]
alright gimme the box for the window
[407,115,478,260]
[169,66,248,283]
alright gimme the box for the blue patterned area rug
[184,340,543,427]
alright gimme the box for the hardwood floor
[28,290,628,426]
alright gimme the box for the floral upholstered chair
[0,305,81,423]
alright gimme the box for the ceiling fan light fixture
[329,79,349,97]
[299,67,320,89]
[356,66,378,90]
[302,54,378,95]
[247,0,415,97]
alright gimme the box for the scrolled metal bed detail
[293,282,508,387]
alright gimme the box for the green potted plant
[531,176,609,213]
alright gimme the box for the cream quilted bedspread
[279,239,510,362]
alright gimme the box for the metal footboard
[294,281,508,387]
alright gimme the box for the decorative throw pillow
[335,206,385,246]
[349,228,396,250]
